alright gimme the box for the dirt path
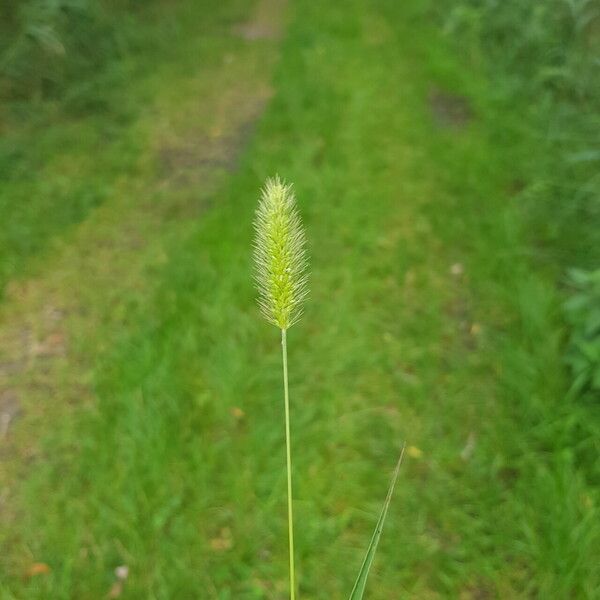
[0,0,286,533]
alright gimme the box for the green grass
[1,0,599,598]
[428,0,600,274]
[0,0,250,295]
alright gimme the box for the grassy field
[1,0,599,598]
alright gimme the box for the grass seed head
[253,176,308,330]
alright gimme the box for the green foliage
[435,0,600,271]
[1,1,124,102]
[442,0,599,98]
[349,447,404,600]
[564,269,600,400]
[433,0,600,409]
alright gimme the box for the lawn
[0,0,598,598]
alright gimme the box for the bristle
[253,176,308,330]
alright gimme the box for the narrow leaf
[349,443,406,600]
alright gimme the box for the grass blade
[349,443,406,600]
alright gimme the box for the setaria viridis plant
[252,176,403,600]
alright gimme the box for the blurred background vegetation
[432,0,600,416]
[0,0,598,598]
[436,0,600,271]
[1,0,129,104]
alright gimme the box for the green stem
[281,328,296,600]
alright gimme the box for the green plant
[0,0,128,103]
[348,445,405,600]
[253,176,308,599]
[433,0,600,412]
[253,177,404,599]
[435,0,600,271]
[564,268,600,400]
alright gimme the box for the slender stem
[281,328,296,600]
